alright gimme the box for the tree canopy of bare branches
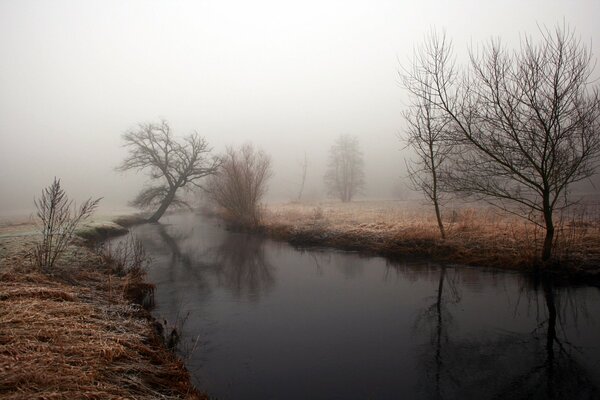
[118,120,220,222]
[206,143,272,227]
[402,77,452,239]
[403,25,600,262]
[324,134,365,202]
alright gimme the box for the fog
[1,0,599,215]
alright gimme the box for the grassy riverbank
[260,201,600,275]
[0,220,204,399]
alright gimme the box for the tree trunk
[297,152,307,202]
[432,174,445,239]
[542,194,554,262]
[430,144,445,239]
[433,200,446,240]
[148,187,177,223]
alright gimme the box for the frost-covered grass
[262,200,600,271]
[0,221,204,400]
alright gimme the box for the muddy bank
[0,223,205,399]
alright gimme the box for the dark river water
[122,213,600,399]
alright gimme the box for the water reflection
[411,268,599,400]
[152,222,275,301]
[206,233,275,301]
[412,265,461,400]
[146,223,213,300]
[124,214,600,400]
[514,277,600,400]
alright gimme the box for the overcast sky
[1,0,599,215]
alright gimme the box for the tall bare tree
[324,134,365,202]
[402,78,452,239]
[296,152,308,202]
[404,26,600,262]
[118,120,220,222]
[206,143,272,227]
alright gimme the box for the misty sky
[1,0,599,215]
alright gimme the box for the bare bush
[97,233,154,307]
[206,143,272,227]
[33,178,101,272]
[98,233,150,277]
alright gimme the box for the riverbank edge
[253,219,600,283]
[0,216,207,399]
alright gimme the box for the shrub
[206,143,272,227]
[33,178,101,271]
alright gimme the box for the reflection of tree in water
[413,265,461,400]
[154,223,212,298]
[335,253,365,279]
[150,223,274,302]
[207,233,274,302]
[412,268,599,400]
[491,277,600,400]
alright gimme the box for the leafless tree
[402,78,452,239]
[324,134,365,202]
[404,26,600,262]
[33,178,100,271]
[296,152,308,202]
[206,143,272,227]
[117,120,220,222]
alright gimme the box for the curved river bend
[119,213,600,400]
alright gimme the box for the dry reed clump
[0,235,205,399]
[262,201,600,271]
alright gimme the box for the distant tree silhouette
[324,134,365,202]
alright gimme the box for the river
[120,213,600,399]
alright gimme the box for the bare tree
[118,120,220,222]
[33,178,101,271]
[402,78,452,239]
[296,152,308,202]
[206,143,272,227]
[324,134,365,202]
[404,26,600,262]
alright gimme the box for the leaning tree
[118,120,220,222]
[403,26,600,261]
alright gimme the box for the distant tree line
[116,119,367,226]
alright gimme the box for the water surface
[124,213,600,399]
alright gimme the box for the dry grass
[262,201,600,272]
[0,225,205,399]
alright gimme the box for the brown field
[0,223,204,400]
[262,201,600,273]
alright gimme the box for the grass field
[0,222,203,400]
[261,200,600,272]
